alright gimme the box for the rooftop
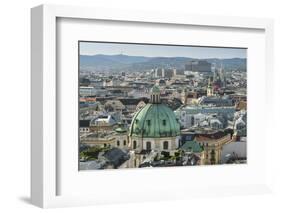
[179,141,204,153]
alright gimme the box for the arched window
[163,141,169,150]
[133,140,137,149]
[146,141,151,151]
[117,140,120,146]
[123,140,126,146]
[162,120,166,126]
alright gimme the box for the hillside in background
[80,54,246,72]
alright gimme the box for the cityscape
[79,42,247,170]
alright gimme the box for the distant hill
[206,58,247,71]
[80,54,246,72]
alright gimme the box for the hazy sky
[80,42,246,59]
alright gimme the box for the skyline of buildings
[79,42,247,170]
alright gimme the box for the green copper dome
[151,85,161,93]
[129,103,180,138]
[114,127,127,134]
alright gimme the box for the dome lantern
[150,85,161,104]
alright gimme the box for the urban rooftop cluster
[79,58,247,170]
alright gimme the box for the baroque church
[127,85,181,167]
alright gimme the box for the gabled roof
[179,141,204,153]
[118,97,149,105]
[103,148,128,167]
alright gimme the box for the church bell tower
[207,78,214,97]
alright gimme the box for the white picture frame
[31,4,274,208]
